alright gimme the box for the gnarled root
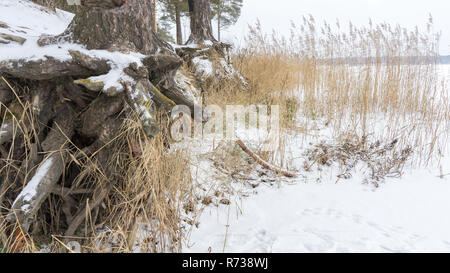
[7,104,75,231]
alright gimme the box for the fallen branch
[0,33,26,45]
[7,154,65,231]
[236,139,297,178]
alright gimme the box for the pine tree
[211,0,243,41]
[187,0,216,44]
[159,0,189,44]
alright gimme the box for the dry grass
[0,82,44,253]
[296,16,448,165]
[89,119,195,253]
[0,106,195,252]
[206,17,449,166]
[303,136,413,187]
[204,24,303,129]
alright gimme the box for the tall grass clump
[223,16,449,165]
[204,20,303,128]
[92,120,195,253]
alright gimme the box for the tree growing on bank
[187,0,216,44]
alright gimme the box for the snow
[0,0,74,61]
[192,57,214,77]
[12,157,53,212]
[185,162,450,253]
[0,0,73,37]
[80,50,144,91]
[2,0,450,254]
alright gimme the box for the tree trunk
[66,0,170,55]
[153,0,158,33]
[175,1,183,45]
[217,8,221,41]
[187,0,216,44]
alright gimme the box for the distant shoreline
[319,55,450,65]
[439,55,450,64]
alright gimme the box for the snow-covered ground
[183,133,450,252]
[185,158,450,253]
[183,66,450,253]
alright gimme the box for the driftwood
[236,139,297,178]
[64,182,112,236]
[124,79,159,137]
[0,33,26,45]
[143,54,183,74]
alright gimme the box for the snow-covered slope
[0,0,73,37]
[0,0,74,61]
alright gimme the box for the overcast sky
[219,0,450,55]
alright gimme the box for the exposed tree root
[7,104,75,231]
[0,0,247,252]
[0,51,110,81]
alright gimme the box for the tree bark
[175,1,183,44]
[217,7,221,41]
[153,0,158,33]
[187,0,216,44]
[40,0,172,55]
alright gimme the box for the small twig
[236,139,297,178]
